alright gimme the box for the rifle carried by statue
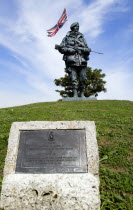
[55,44,103,54]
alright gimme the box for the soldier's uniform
[58,22,91,96]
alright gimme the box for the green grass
[0,100,133,209]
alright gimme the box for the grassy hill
[0,100,133,210]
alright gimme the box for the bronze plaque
[16,130,87,173]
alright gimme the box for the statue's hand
[74,47,79,52]
[68,48,76,54]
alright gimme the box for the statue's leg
[70,67,78,97]
[79,67,87,97]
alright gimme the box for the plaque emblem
[48,131,55,141]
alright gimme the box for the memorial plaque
[16,129,87,173]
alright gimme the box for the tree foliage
[54,67,107,97]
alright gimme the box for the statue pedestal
[62,96,97,101]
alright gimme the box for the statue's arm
[78,47,91,54]
[78,37,91,55]
[56,37,75,54]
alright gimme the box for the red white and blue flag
[47,8,67,37]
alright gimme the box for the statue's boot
[80,83,86,97]
[73,89,78,97]
[80,91,84,97]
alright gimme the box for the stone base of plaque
[1,121,100,210]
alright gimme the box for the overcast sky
[0,0,133,108]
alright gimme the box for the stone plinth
[62,96,97,101]
[0,121,100,210]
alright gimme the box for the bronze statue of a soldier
[55,22,91,97]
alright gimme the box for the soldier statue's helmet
[70,22,79,30]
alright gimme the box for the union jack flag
[47,8,67,37]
